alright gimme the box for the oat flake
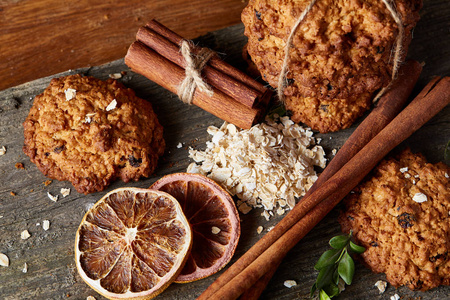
[211,226,221,234]
[47,192,58,202]
[257,226,263,234]
[43,220,50,231]
[106,99,117,111]
[21,230,31,240]
[187,116,326,217]
[400,167,408,173]
[412,192,427,203]
[109,73,122,79]
[374,280,387,294]
[0,253,9,267]
[390,294,400,300]
[284,280,297,288]
[60,188,71,197]
[64,88,76,101]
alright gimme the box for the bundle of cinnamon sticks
[197,62,450,299]
[125,20,272,129]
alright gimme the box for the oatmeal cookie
[23,74,165,194]
[338,149,450,291]
[242,0,421,132]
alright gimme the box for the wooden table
[0,1,449,299]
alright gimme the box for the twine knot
[177,40,215,104]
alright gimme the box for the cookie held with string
[242,0,422,132]
[23,74,165,194]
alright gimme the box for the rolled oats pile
[187,116,326,218]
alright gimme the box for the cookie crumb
[0,146,6,156]
[177,142,183,148]
[22,262,28,273]
[412,192,427,203]
[15,162,25,169]
[47,192,58,202]
[332,149,337,155]
[61,188,71,197]
[21,230,31,240]
[374,280,387,294]
[0,253,9,267]
[64,88,76,101]
[211,226,221,234]
[43,220,50,231]
[10,191,16,196]
[43,180,52,186]
[105,99,117,111]
[86,296,96,300]
[284,280,297,288]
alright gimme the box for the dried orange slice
[150,173,240,283]
[75,187,192,300]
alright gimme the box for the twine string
[177,40,215,104]
[277,0,405,103]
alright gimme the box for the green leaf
[332,268,340,285]
[316,264,335,290]
[329,235,350,250]
[319,289,332,300]
[310,283,317,297]
[338,251,355,285]
[349,241,365,254]
[323,283,340,298]
[314,249,340,270]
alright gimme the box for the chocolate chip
[128,155,142,168]
[44,152,50,157]
[397,212,415,228]
[254,9,262,20]
[370,241,378,247]
[327,83,333,90]
[54,145,65,153]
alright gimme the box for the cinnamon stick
[125,42,263,129]
[239,60,423,299]
[136,25,263,109]
[198,76,450,300]
[145,19,268,97]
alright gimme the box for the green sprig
[311,232,365,299]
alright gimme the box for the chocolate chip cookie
[339,149,450,291]
[23,74,165,194]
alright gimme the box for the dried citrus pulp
[151,173,241,283]
[75,188,192,299]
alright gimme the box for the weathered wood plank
[0,0,247,91]
[0,1,449,299]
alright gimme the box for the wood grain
[0,1,449,299]
[0,0,246,91]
